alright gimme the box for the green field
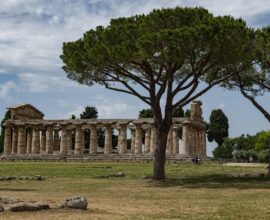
[0,161,270,219]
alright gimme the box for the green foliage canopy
[207,109,229,147]
[61,7,255,118]
[80,106,98,119]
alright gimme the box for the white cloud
[0,69,7,74]
[218,103,225,109]
[65,105,85,118]
[96,101,137,119]
[0,81,16,98]
[0,0,268,94]
[17,72,82,93]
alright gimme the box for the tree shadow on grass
[0,188,37,192]
[147,174,270,189]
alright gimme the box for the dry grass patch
[0,162,270,219]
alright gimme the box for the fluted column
[144,128,151,154]
[130,129,135,154]
[182,123,189,158]
[60,126,68,156]
[135,124,142,155]
[32,128,40,154]
[82,129,86,153]
[150,127,157,155]
[67,129,73,151]
[90,124,97,154]
[202,128,207,158]
[104,124,112,155]
[193,129,198,156]
[118,124,127,154]
[74,124,83,156]
[166,128,173,155]
[26,129,32,154]
[172,127,179,155]
[11,127,18,154]
[40,130,46,153]
[45,126,53,154]
[189,127,195,157]
[53,129,60,151]
[17,126,26,154]
[3,126,12,155]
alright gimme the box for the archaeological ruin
[1,101,206,161]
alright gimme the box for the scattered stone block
[0,205,4,212]
[0,197,24,205]
[8,202,49,212]
[115,172,125,177]
[60,196,88,210]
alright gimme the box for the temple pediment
[7,104,44,120]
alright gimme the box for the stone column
[40,130,46,153]
[135,124,142,155]
[90,124,97,154]
[31,128,40,154]
[197,128,200,158]
[82,129,86,153]
[172,127,179,155]
[74,124,83,156]
[182,123,189,158]
[118,124,127,155]
[3,126,12,155]
[194,128,198,156]
[26,129,32,154]
[53,129,60,151]
[166,128,173,155]
[150,127,157,155]
[130,129,136,154]
[104,124,112,155]
[144,128,151,154]
[11,127,18,154]
[45,126,53,154]
[17,126,26,154]
[202,128,207,158]
[67,129,73,151]
[60,126,68,156]
[189,127,195,157]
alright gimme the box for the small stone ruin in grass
[230,173,267,178]
[59,196,88,210]
[0,175,46,181]
[0,196,88,212]
[0,197,49,212]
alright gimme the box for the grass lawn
[0,161,270,219]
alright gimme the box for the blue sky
[0,0,270,155]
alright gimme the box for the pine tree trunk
[153,129,168,180]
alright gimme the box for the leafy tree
[0,110,11,153]
[139,106,184,118]
[184,109,191,118]
[70,115,76,119]
[61,7,257,179]
[80,106,98,119]
[212,137,234,159]
[255,130,270,151]
[225,27,270,123]
[139,109,153,118]
[207,109,229,147]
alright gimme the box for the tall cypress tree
[207,109,229,147]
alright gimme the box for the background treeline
[213,130,270,162]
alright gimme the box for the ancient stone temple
[1,101,206,160]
